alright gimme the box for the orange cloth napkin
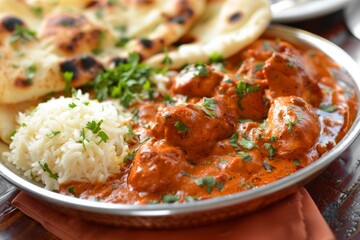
[12,188,335,240]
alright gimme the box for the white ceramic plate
[271,0,353,23]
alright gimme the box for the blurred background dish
[344,0,360,40]
[271,0,353,22]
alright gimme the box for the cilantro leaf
[263,143,277,160]
[237,151,252,162]
[320,104,337,113]
[293,158,301,166]
[162,194,179,203]
[68,185,77,197]
[174,121,189,133]
[201,97,217,118]
[46,130,60,138]
[195,176,224,194]
[229,132,239,150]
[38,161,58,180]
[9,25,37,45]
[209,52,223,64]
[90,53,155,108]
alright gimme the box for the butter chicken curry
[60,38,357,204]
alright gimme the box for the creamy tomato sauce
[60,38,357,204]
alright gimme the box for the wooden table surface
[1,7,360,240]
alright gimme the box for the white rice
[2,91,130,190]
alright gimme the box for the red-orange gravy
[60,39,358,204]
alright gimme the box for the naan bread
[146,0,271,69]
[0,0,205,104]
[0,0,271,143]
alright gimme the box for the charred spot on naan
[127,0,205,59]
[14,77,33,88]
[165,0,194,25]
[1,16,25,32]
[109,56,129,67]
[41,13,103,55]
[228,12,242,23]
[60,55,104,87]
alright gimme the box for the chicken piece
[152,103,233,158]
[224,149,262,178]
[171,64,223,97]
[128,140,189,193]
[215,79,269,122]
[265,96,320,156]
[263,52,323,107]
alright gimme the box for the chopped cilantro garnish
[161,47,172,66]
[123,149,136,163]
[10,130,17,141]
[174,121,189,133]
[269,136,277,143]
[164,94,175,105]
[287,61,296,67]
[320,104,337,113]
[293,158,301,166]
[193,63,209,77]
[92,31,105,55]
[127,124,136,136]
[185,196,197,202]
[79,128,87,149]
[68,102,77,108]
[63,71,74,94]
[235,81,260,109]
[195,176,224,194]
[263,160,273,172]
[203,97,217,110]
[90,53,155,108]
[115,37,130,48]
[9,25,37,45]
[247,181,255,189]
[68,185,77,197]
[180,171,196,179]
[285,118,295,133]
[239,134,257,150]
[259,120,267,129]
[209,51,223,64]
[139,136,152,144]
[238,151,252,162]
[86,120,102,134]
[86,120,109,143]
[31,6,43,17]
[38,161,58,180]
[263,143,277,160]
[235,82,260,98]
[201,97,217,118]
[253,63,264,73]
[229,132,239,150]
[25,64,37,81]
[97,131,109,143]
[162,194,179,203]
[238,119,253,123]
[46,130,60,138]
